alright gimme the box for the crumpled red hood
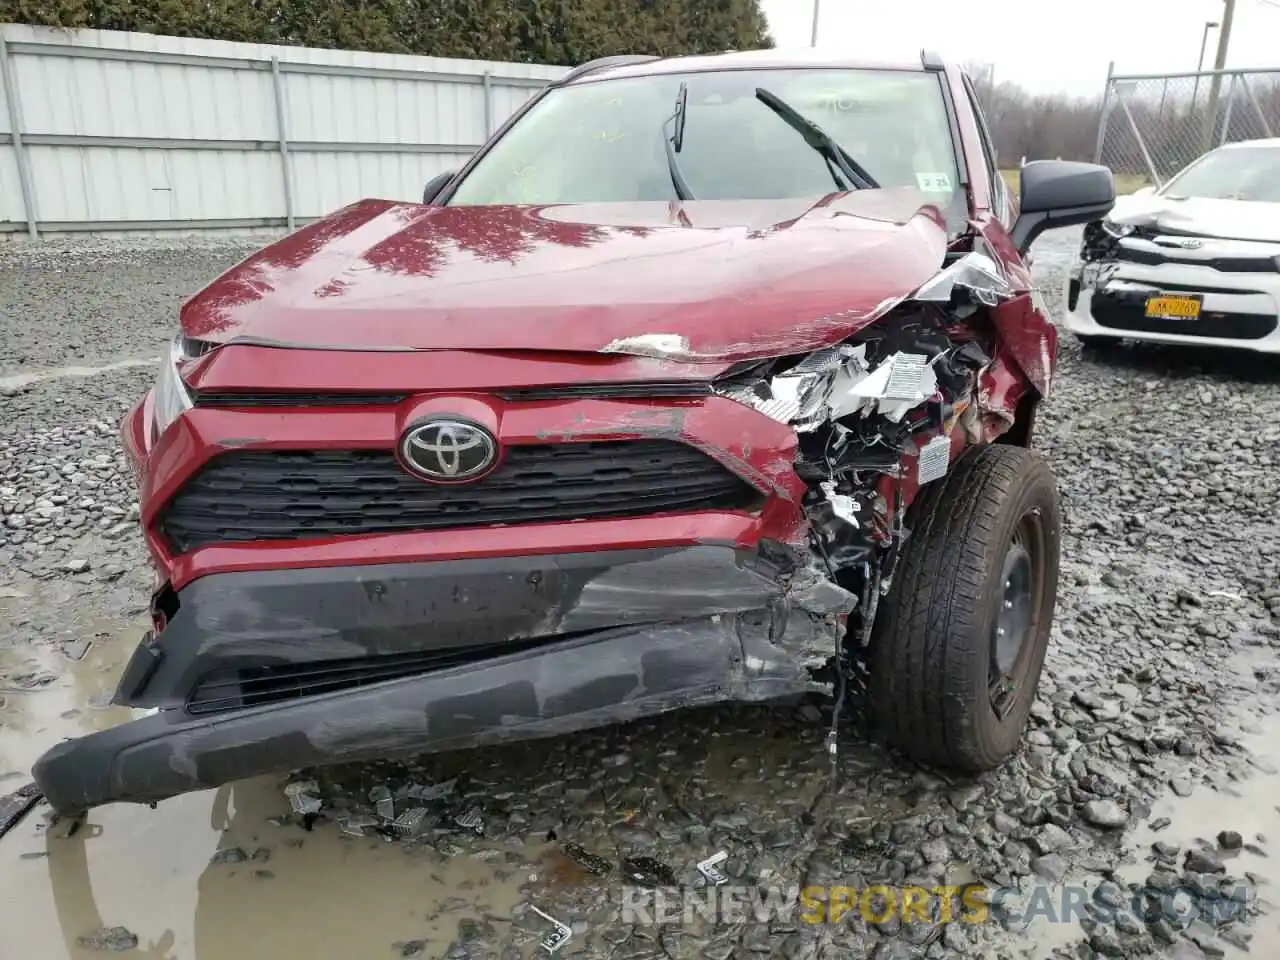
[181,190,950,363]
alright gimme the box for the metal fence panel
[29,145,286,223]
[0,23,569,238]
[1095,67,1280,188]
[19,50,278,139]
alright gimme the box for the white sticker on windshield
[916,172,953,193]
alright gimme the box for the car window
[1161,145,1280,202]
[445,68,965,228]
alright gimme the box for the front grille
[189,384,709,406]
[1114,244,1280,273]
[159,440,761,552]
[191,391,407,408]
[496,382,711,401]
[1091,293,1277,340]
[186,639,558,714]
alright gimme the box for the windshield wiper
[663,81,696,202]
[754,87,879,191]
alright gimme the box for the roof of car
[563,47,943,85]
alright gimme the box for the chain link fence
[1094,68,1280,189]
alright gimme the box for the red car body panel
[179,192,950,362]
[182,345,734,395]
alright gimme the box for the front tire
[868,445,1061,772]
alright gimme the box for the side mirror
[1010,160,1116,255]
[422,171,456,205]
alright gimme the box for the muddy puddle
[999,690,1280,960]
[1110,707,1280,957]
[0,617,541,960]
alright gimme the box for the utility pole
[1192,20,1219,107]
[811,0,821,47]
[1202,0,1237,151]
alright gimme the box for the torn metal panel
[828,350,939,423]
[712,244,1015,438]
[599,334,691,359]
[983,294,1058,399]
[716,343,870,432]
[977,339,1030,436]
[912,249,1013,307]
[707,262,1003,583]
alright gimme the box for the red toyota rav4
[34,50,1114,815]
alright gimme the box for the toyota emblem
[399,418,498,482]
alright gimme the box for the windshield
[446,68,963,223]
[1162,144,1280,202]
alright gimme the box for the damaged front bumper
[1063,230,1280,352]
[32,545,854,816]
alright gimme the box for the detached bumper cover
[32,545,854,815]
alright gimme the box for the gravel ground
[1,229,1279,960]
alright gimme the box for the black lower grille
[186,639,557,714]
[160,440,761,552]
[1092,294,1277,340]
[1113,245,1280,273]
[191,391,407,408]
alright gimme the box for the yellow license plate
[1145,295,1202,320]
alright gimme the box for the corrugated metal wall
[0,24,570,238]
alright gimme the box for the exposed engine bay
[708,240,1030,752]
[718,241,1016,571]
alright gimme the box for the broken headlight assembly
[1100,218,1135,240]
[713,301,990,444]
[151,335,217,441]
[713,250,1008,577]
[150,336,195,440]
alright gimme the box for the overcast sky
[761,0,1280,96]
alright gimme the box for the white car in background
[1063,138,1280,354]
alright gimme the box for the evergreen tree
[0,0,774,62]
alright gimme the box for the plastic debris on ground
[528,905,573,954]
[619,855,677,888]
[278,772,488,846]
[335,813,380,838]
[283,779,323,816]
[561,842,614,876]
[0,782,42,841]
[454,806,484,835]
[369,784,395,821]
[391,806,429,838]
[696,850,730,886]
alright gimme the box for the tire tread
[869,444,1060,772]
